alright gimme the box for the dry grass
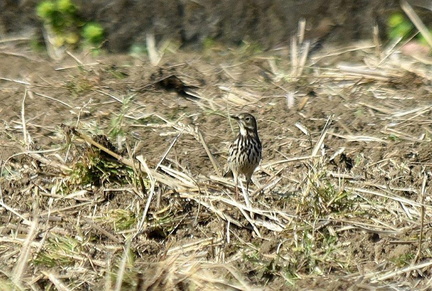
[1,17,432,290]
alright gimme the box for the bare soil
[1,0,401,51]
[1,40,432,290]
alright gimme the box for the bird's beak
[230,115,239,120]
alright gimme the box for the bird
[224,113,262,200]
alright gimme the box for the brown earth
[1,38,432,290]
[4,0,431,52]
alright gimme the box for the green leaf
[57,0,76,13]
[82,23,104,45]
[388,13,406,28]
[36,1,55,19]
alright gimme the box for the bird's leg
[245,179,254,219]
[234,173,239,199]
[242,178,252,209]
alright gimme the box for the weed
[239,40,263,56]
[65,76,95,95]
[68,145,132,188]
[36,0,105,51]
[387,11,432,44]
[108,96,134,141]
[387,12,414,40]
[99,209,137,231]
[391,252,414,267]
[299,163,354,217]
[37,0,80,48]
[388,134,400,141]
[34,234,81,267]
[82,23,104,46]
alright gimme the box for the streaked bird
[224,113,262,199]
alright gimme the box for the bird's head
[231,113,258,136]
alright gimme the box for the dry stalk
[311,114,333,157]
[197,129,221,175]
[261,154,320,169]
[180,192,286,232]
[41,272,70,291]
[114,239,132,291]
[34,92,74,108]
[136,156,157,234]
[23,151,71,171]
[40,201,94,217]
[167,237,223,255]
[65,50,84,66]
[290,35,298,77]
[414,171,427,263]
[84,218,122,243]
[12,214,39,287]
[146,32,161,66]
[20,89,30,148]
[0,77,30,85]
[368,259,432,283]
[155,132,182,171]
[401,0,432,48]
[0,200,32,225]
[347,187,426,210]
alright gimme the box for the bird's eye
[245,117,250,121]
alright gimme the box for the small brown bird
[224,113,262,198]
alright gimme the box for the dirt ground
[0,0,403,52]
[1,39,432,290]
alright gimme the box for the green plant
[387,11,432,44]
[391,252,414,267]
[36,0,105,49]
[203,37,216,51]
[37,0,80,47]
[109,95,134,140]
[99,209,137,231]
[65,76,95,95]
[388,134,400,141]
[34,234,81,267]
[300,164,353,217]
[388,12,413,40]
[68,145,132,188]
[418,29,432,45]
[82,23,105,46]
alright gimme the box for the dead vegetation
[2,18,432,291]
